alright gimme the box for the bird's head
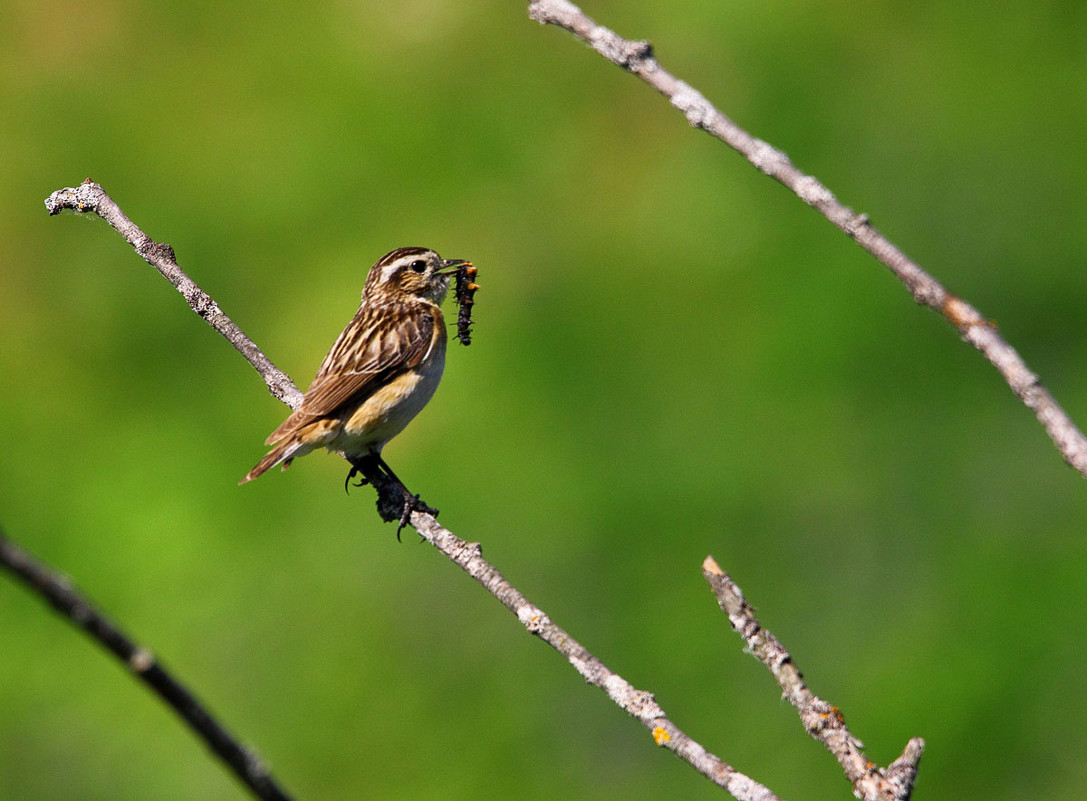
[363,247,471,306]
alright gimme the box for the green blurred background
[2,1,1086,798]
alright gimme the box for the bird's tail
[239,440,302,485]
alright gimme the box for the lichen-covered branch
[46,181,780,799]
[703,557,923,801]
[411,516,782,800]
[44,180,303,411]
[526,0,1087,479]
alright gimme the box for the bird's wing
[265,304,439,445]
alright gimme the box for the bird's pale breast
[336,341,446,456]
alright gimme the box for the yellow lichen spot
[702,555,724,575]
[652,726,671,746]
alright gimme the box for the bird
[240,246,471,525]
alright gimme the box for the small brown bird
[241,247,471,520]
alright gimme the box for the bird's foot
[395,491,437,541]
[346,455,437,538]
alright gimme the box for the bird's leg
[346,454,437,539]
[373,456,438,540]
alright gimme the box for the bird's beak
[438,258,472,275]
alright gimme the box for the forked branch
[42,178,925,798]
[703,557,923,801]
[44,181,780,798]
[411,515,782,800]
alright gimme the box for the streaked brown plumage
[240,247,470,487]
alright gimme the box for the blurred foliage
[1,1,1086,799]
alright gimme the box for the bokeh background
[2,2,1086,799]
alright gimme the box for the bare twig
[411,515,782,801]
[526,0,1087,479]
[46,180,780,798]
[44,180,303,411]
[0,527,293,801]
[703,557,923,801]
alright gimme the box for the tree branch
[45,179,783,798]
[411,514,782,800]
[44,180,303,411]
[0,527,293,801]
[703,557,923,801]
[526,0,1087,479]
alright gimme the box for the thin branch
[44,180,303,411]
[411,515,782,801]
[703,557,923,801]
[526,0,1087,480]
[0,527,293,801]
[45,180,780,798]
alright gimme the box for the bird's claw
[344,465,371,494]
[396,492,438,541]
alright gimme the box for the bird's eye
[409,260,427,273]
